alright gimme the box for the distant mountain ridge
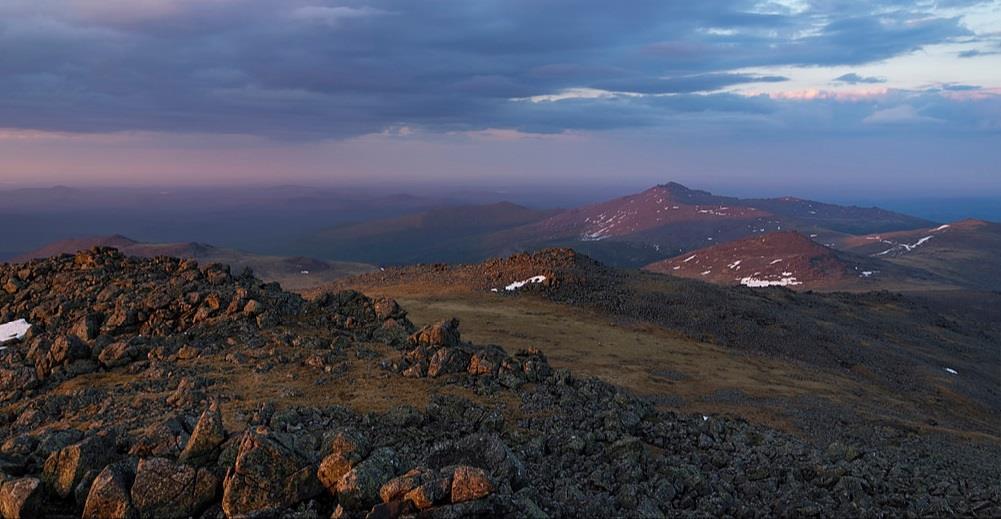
[298,181,934,268]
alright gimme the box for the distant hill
[298,202,559,265]
[835,219,1001,290]
[483,182,934,266]
[11,235,375,291]
[643,231,947,291]
[296,182,934,268]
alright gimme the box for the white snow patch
[933,224,950,231]
[739,276,802,287]
[672,266,681,270]
[944,368,958,375]
[504,275,546,291]
[300,270,310,275]
[700,270,711,276]
[860,271,875,278]
[683,255,697,263]
[727,260,742,270]
[781,271,793,276]
[0,319,31,344]
[769,259,783,265]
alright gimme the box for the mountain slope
[2,248,998,517]
[837,219,1001,290]
[483,182,933,267]
[326,248,1000,438]
[299,202,559,265]
[643,231,946,290]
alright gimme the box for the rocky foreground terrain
[1,248,1000,518]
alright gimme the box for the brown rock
[0,477,43,519]
[317,430,370,491]
[178,399,226,466]
[82,463,136,519]
[427,348,471,378]
[467,347,507,377]
[43,434,115,499]
[221,429,323,517]
[130,457,217,519]
[408,318,461,349]
[336,447,399,510]
[450,466,494,504]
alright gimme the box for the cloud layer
[0,0,999,141]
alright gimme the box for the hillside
[837,219,1001,290]
[11,235,375,291]
[643,231,947,290]
[299,202,559,265]
[480,182,933,267]
[1,248,998,517]
[326,249,1000,437]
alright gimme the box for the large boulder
[450,466,494,504]
[335,447,399,510]
[82,462,136,519]
[221,429,323,517]
[409,319,461,349]
[178,399,226,466]
[42,434,116,499]
[0,477,43,519]
[317,430,370,491]
[130,458,217,519]
[427,434,525,490]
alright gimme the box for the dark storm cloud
[0,0,991,138]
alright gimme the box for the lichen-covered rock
[221,429,323,517]
[450,466,494,504]
[409,319,461,349]
[336,447,399,510]
[82,462,136,519]
[178,399,226,466]
[0,477,43,519]
[317,430,370,491]
[42,434,116,499]
[130,457,217,519]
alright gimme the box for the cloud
[290,5,390,26]
[863,105,940,125]
[834,73,886,84]
[0,0,994,140]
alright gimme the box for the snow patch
[944,368,958,375]
[0,319,31,344]
[504,275,546,291]
[769,259,783,265]
[683,255,697,263]
[933,224,950,232]
[739,276,802,287]
[727,260,742,270]
[860,271,875,278]
[700,270,711,276]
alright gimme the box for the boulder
[130,458,217,519]
[380,467,452,510]
[450,466,494,504]
[82,462,136,519]
[0,477,43,519]
[467,347,506,377]
[318,431,370,491]
[42,434,116,499]
[221,429,323,517]
[427,348,471,378]
[427,434,525,490]
[409,319,461,349]
[178,399,226,466]
[336,447,399,510]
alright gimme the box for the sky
[1,0,1000,196]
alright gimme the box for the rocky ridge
[1,247,999,518]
